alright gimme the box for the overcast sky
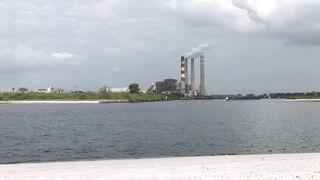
[1,0,320,94]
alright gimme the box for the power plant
[148,45,208,98]
[180,54,206,97]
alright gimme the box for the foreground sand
[1,153,320,179]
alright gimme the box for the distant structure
[147,79,178,94]
[155,81,165,93]
[37,89,48,93]
[105,87,129,93]
[191,58,195,95]
[147,53,206,97]
[180,55,206,96]
[6,88,15,93]
[52,88,64,93]
[155,79,178,94]
[180,56,186,95]
[200,55,205,96]
[37,86,64,93]
[146,83,156,93]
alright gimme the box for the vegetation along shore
[0,83,182,103]
[0,92,174,103]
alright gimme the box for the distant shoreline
[285,99,320,102]
[2,99,320,104]
[0,100,130,104]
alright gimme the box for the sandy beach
[1,153,320,180]
[285,99,320,102]
[0,100,129,104]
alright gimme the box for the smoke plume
[186,43,212,58]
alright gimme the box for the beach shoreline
[285,99,320,102]
[0,100,129,104]
[1,153,320,179]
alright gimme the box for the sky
[1,0,320,94]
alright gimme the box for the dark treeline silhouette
[210,92,320,100]
[270,92,320,99]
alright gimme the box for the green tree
[18,87,28,93]
[311,91,318,97]
[129,83,140,93]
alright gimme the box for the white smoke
[186,43,212,58]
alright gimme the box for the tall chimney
[200,55,206,96]
[191,58,195,96]
[180,56,186,95]
[185,58,189,94]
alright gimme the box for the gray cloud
[230,0,266,26]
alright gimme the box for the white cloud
[0,44,76,66]
[51,52,74,59]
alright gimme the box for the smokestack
[191,58,195,96]
[200,55,205,96]
[185,58,189,94]
[180,56,186,95]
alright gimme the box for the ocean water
[1,100,320,164]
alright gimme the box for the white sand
[0,100,129,104]
[0,100,99,104]
[285,99,320,102]
[1,153,320,180]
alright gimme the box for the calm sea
[1,100,320,164]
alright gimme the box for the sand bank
[1,153,320,179]
[0,100,129,104]
[285,99,320,102]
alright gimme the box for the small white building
[37,89,48,93]
[37,87,64,94]
[51,88,64,93]
[106,87,129,93]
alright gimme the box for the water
[1,100,320,164]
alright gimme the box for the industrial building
[180,55,206,96]
[155,79,178,94]
[156,79,177,93]
[148,79,179,94]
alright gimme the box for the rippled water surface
[1,100,320,164]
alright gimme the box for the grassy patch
[0,92,169,102]
[287,96,320,99]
